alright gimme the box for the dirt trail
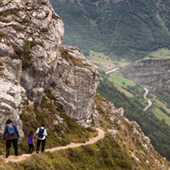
[2,128,105,163]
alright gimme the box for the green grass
[144,48,170,60]
[149,93,170,125]
[86,50,113,62]
[108,75,135,97]
[109,77,134,86]
[151,106,170,125]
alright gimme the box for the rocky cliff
[122,59,170,94]
[0,0,100,141]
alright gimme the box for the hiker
[36,123,47,154]
[26,130,35,154]
[3,119,19,158]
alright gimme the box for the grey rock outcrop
[0,57,27,142]
[93,110,100,127]
[131,152,140,162]
[110,116,114,123]
[78,119,92,128]
[107,102,114,109]
[108,129,118,138]
[111,107,124,116]
[0,0,64,103]
[48,45,101,120]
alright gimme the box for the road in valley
[143,87,152,111]
[106,67,119,74]
[105,67,152,111]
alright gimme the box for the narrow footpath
[3,128,105,163]
[143,87,152,111]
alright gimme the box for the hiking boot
[37,150,39,154]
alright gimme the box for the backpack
[38,128,44,138]
[7,124,15,135]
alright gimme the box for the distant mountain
[50,0,170,61]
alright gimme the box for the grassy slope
[145,48,170,60]
[108,76,134,98]
[0,94,170,170]
[149,93,170,126]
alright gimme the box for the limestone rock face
[0,0,101,141]
[93,110,100,127]
[48,45,101,120]
[122,59,170,94]
[0,57,27,142]
[0,0,64,103]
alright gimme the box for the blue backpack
[7,124,15,135]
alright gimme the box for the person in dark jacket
[36,123,47,154]
[3,119,19,158]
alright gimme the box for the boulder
[131,153,140,162]
[93,110,100,127]
[110,116,114,123]
[108,129,118,138]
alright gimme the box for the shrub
[44,90,57,101]
[81,145,95,156]
[50,82,56,88]
[40,28,49,32]
[60,49,69,61]
[22,40,32,70]
[0,31,9,40]
[22,17,30,24]
[41,1,47,5]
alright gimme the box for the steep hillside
[0,0,170,169]
[50,0,170,60]
[97,77,170,160]
[1,94,170,170]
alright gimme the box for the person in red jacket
[3,119,19,158]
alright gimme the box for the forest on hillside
[97,77,170,160]
[50,0,170,61]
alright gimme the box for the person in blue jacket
[3,119,19,158]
